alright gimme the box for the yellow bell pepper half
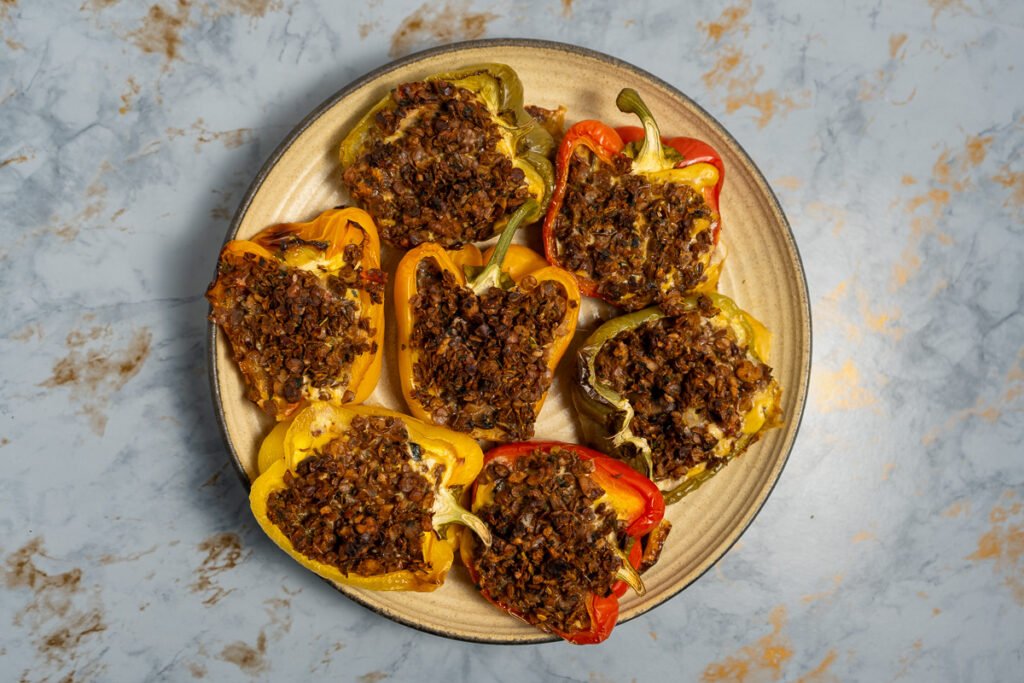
[249,404,490,592]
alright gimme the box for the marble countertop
[2,1,1022,681]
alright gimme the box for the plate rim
[206,37,813,645]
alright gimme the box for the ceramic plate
[208,39,811,644]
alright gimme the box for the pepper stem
[615,88,665,172]
[614,546,646,596]
[432,486,493,547]
[467,199,538,296]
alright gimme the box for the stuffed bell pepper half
[544,88,725,311]
[575,293,783,504]
[460,441,665,644]
[250,404,492,592]
[394,200,580,442]
[207,207,386,419]
[340,63,555,248]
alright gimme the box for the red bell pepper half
[542,88,726,309]
[461,441,665,644]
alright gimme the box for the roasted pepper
[394,200,580,441]
[460,441,665,644]
[250,403,492,592]
[574,293,783,504]
[207,207,386,419]
[543,88,726,310]
[340,63,555,248]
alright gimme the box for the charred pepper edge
[250,403,490,592]
[338,63,555,229]
[206,207,385,419]
[542,88,726,306]
[460,441,665,645]
[573,293,783,503]
[394,202,581,442]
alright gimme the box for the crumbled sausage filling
[593,295,774,481]
[409,257,571,440]
[343,80,530,248]
[472,447,624,636]
[551,145,715,310]
[209,243,384,416]
[525,103,566,149]
[265,415,440,576]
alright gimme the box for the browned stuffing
[551,145,714,310]
[265,415,438,576]
[409,257,570,440]
[593,295,773,481]
[525,103,566,150]
[471,446,624,636]
[638,520,672,573]
[208,243,384,416]
[343,80,530,248]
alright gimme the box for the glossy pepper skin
[250,403,491,592]
[460,441,665,644]
[574,293,783,504]
[339,63,555,244]
[543,88,726,308]
[394,200,581,442]
[207,207,385,420]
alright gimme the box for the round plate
[208,39,811,644]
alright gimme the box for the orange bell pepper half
[394,200,580,441]
[207,207,385,419]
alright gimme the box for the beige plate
[208,39,811,644]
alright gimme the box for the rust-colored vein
[80,0,120,11]
[41,326,152,435]
[190,532,247,606]
[889,33,908,59]
[923,348,1023,444]
[4,538,108,678]
[697,2,808,128]
[801,575,843,604]
[191,118,254,151]
[209,0,281,18]
[389,0,496,58]
[891,134,999,291]
[128,0,193,65]
[217,594,292,674]
[119,77,140,115]
[794,650,839,683]
[1,153,32,169]
[967,492,1024,605]
[813,359,879,414]
[993,167,1024,210]
[702,606,793,681]
[698,0,750,43]
[928,0,974,23]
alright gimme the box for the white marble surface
[1,1,1022,681]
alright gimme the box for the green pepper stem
[615,88,665,172]
[468,199,538,295]
[614,546,645,595]
[433,486,493,547]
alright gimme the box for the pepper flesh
[460,441,665,644]
[543,88,726,310]
[394,201,581,442]
[574,293,782,503]
[339,63,555,248]
[249,404,490,592]
[207,207,385,420]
